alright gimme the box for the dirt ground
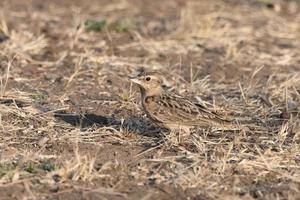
[0,0,300,199]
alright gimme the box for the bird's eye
[145,77,151,81]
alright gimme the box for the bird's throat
[140,87,163,97]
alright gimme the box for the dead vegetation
[0,0,299,199]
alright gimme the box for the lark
[131,71,235,133]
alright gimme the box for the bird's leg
[177,130,181,143]
[176,126,184,143]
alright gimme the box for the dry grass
[0,0,299,199]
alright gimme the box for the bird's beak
[130,78,142,85]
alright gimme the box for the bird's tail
[214,117,267,132]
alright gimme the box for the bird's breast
[144,96,156,104]
[142,96,163,123]
[142,96,157,114]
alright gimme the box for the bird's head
[130,71,164,96]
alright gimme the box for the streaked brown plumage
[131,71,234,132]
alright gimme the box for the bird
[130,71,236,133]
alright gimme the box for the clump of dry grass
[47,142,97,183]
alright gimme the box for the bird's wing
[149,92,227,126]
[194,103,230,122]
[145,94,191,125]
